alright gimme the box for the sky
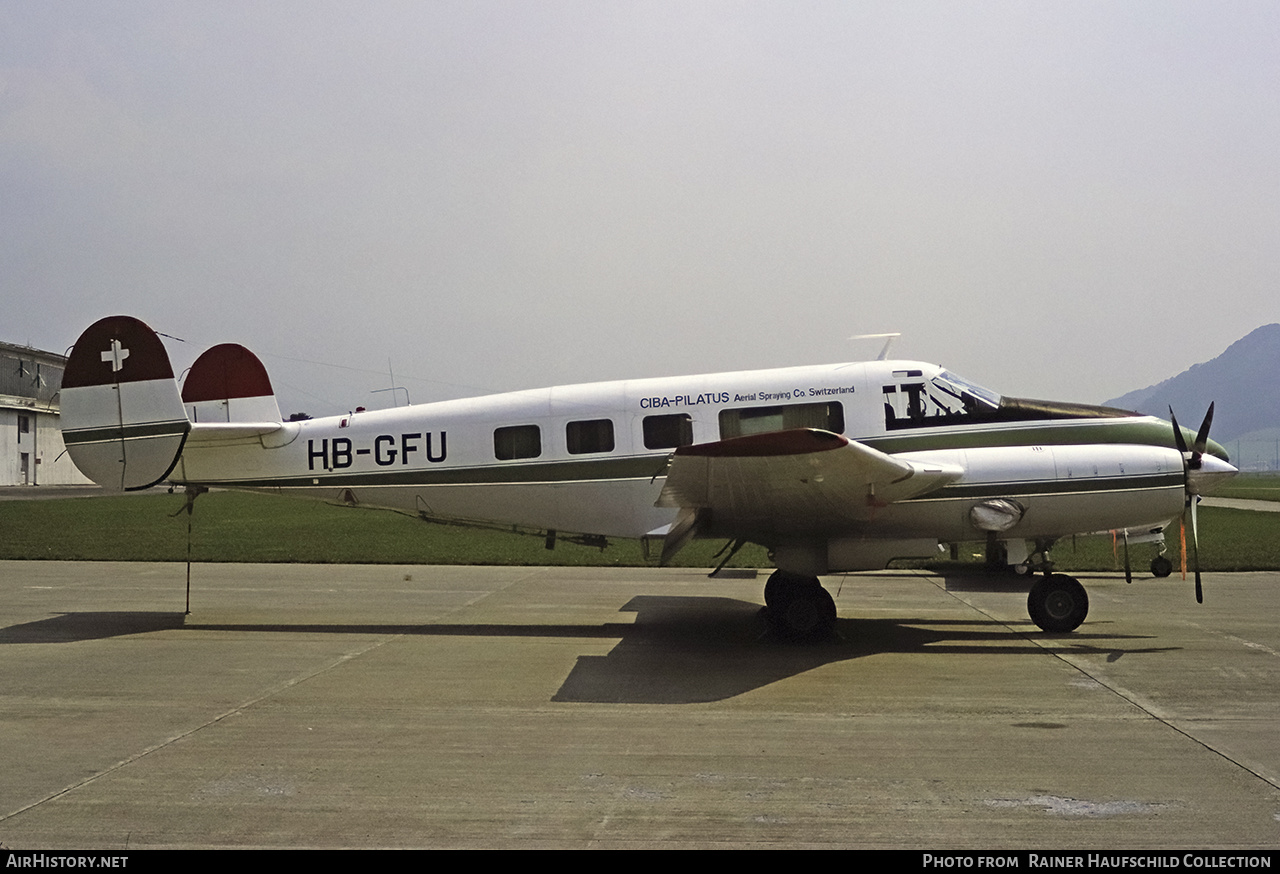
[3,2,1278,418]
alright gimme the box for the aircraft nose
[1188,454,1237,496]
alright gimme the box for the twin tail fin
[62,316,280,490]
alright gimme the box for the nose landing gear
[1026,573,1089,633]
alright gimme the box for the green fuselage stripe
[184,454,672,488]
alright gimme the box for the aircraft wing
[655,429,962,563]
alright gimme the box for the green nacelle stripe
[913,472,1184,500]
[861,418,1178,454]
[63,420,191,446]
[180,454,672,489]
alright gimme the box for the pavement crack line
[1038,650,1280,792]
[0,634,399,825]
[931,575,1280,793]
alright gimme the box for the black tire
[763,569,817,609]
[1027,574,1089,633]
[763,569,788,609]
[766,583,836,643]
[1151,555,1173,578]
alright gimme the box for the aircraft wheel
[1027,574,1089,633]
[763,570,785,609]
[763,569,811,609]
[1151,556,1173,578]
[766,581,836,643]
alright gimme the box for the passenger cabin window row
[493,414,693,460]
[490,403,844,460]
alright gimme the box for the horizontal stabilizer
[61,316,190,490]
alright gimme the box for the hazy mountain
[1104,323,1280,447]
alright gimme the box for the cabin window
[643,413,693,450]
[493,424,541,460]
[718,402,844,439]
[566,419,615,454]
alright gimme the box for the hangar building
[1,341,92,486]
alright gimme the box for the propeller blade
[1171,403,1217,603]
[1179,511,1187,579]
[1122,528,1132,584]
[1169,407,1189,457]
[1191,496,1203,603]
[1192,402,1215,464]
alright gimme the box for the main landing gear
[763,570,837,643]
[762,567,1093,640]
[1026,573,1089,633]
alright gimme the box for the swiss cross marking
[101,339,130,372]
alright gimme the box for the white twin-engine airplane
[61,316,1236,642]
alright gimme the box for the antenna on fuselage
[850,332,902,361]
[371,357,411,407]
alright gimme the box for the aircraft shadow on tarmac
[549,594,1175,703]
[0,610,188,643]
[2,591,1177,704]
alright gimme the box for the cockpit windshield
[881,368,1138,431]
[933,371,1001,413]
[882,369,1002,430]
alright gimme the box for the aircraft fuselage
[170,359,1210,564]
